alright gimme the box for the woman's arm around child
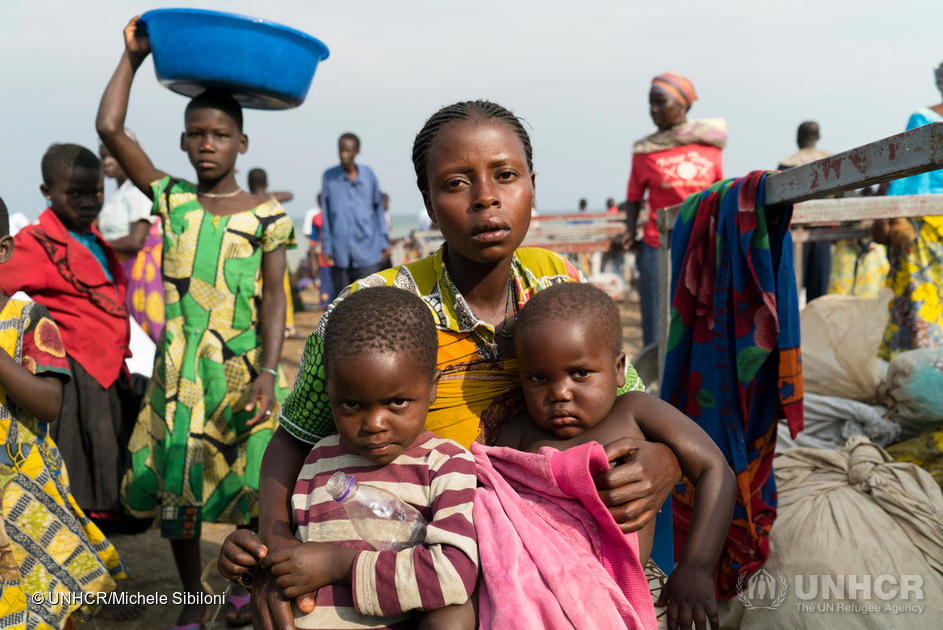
[519,390,735,630]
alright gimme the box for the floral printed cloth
[661,171,803,598]
[827,239,889,299]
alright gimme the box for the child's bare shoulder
[572,393,647,447]
[494,414,535,450]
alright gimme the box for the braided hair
[411,100,533,192]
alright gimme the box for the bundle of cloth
[472,442,657,630]
[800,290,889,404]
[881,348,943,437]
[787,286,943,485]
[720,436,943,629]
[776,392,898,451]
[784,290,898,451]
[882,348,943,488]
[661,170,803,598]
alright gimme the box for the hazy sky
[3,0,941,223]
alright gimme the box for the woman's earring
[45,197,52,207]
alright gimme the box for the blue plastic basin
[139,8,329,110]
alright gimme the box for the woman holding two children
[243,100,699,629]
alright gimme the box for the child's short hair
[0,194,8,237]
[339,132,360,151]
[41,144,100,186]
[411,100,533,192]
[324,287,438,376]
[185,90,244,132]
[247,168,267,191]
[516,283,622,356]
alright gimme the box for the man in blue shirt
[320,132,388,298]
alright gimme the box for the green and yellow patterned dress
[122,178,295,539]
[878,108,943,360]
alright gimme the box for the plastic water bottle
[325,471,427,552]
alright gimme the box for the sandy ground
[78,288,644,629]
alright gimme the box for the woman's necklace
[497,273,516,340]
[198,188,242,199]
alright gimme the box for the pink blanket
[472,442,656,630]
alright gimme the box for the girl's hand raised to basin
[123,16,150,64]
[595,437,681,533]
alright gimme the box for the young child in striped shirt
[219,286,478,629]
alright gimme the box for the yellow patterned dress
[878,108,943,359]
[121,177,295,540]
[878,217,943,360]
[827,239,889,298]
[881,216,943,485]
[0,299,124,629]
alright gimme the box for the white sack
[801,290,890,402]
[722,436,943,629]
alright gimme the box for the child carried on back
[219,286,478,629]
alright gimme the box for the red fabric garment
[626,144,723,248]
[312,212,332,266]
[0,209,129,388]
[16,301,71,380]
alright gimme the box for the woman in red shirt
[623,73,726,346]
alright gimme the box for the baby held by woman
[500,282,735,629]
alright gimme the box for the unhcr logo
[735,570,926,615]
[736,568,788,611]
